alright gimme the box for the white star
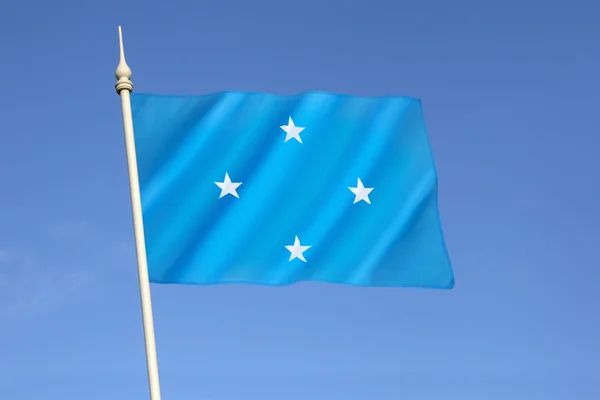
[280,117,305,143]
[215,172,242,198]
[285,236,311,262]
[349,178,374,204]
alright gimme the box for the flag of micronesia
[130,91,454,289]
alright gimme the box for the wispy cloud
[47,219,92,241]
[0,249,9,263]
[0,218,132,318]
[44,218,136,268]
[0,248,94,317]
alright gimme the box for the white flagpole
[115,26,162,400]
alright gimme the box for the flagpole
[115,26,162,400]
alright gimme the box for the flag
[130,91,454,288]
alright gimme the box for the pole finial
[115,26,133,93]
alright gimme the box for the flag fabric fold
[130,91,454,289]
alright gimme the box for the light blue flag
[130,91,454,289]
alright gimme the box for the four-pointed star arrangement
[213,116,375,262]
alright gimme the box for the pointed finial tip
[115,26,133,93]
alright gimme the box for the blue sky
[0,0,599,399]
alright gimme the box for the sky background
[0,0,599,399]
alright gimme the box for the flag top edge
[131,90,423,103]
